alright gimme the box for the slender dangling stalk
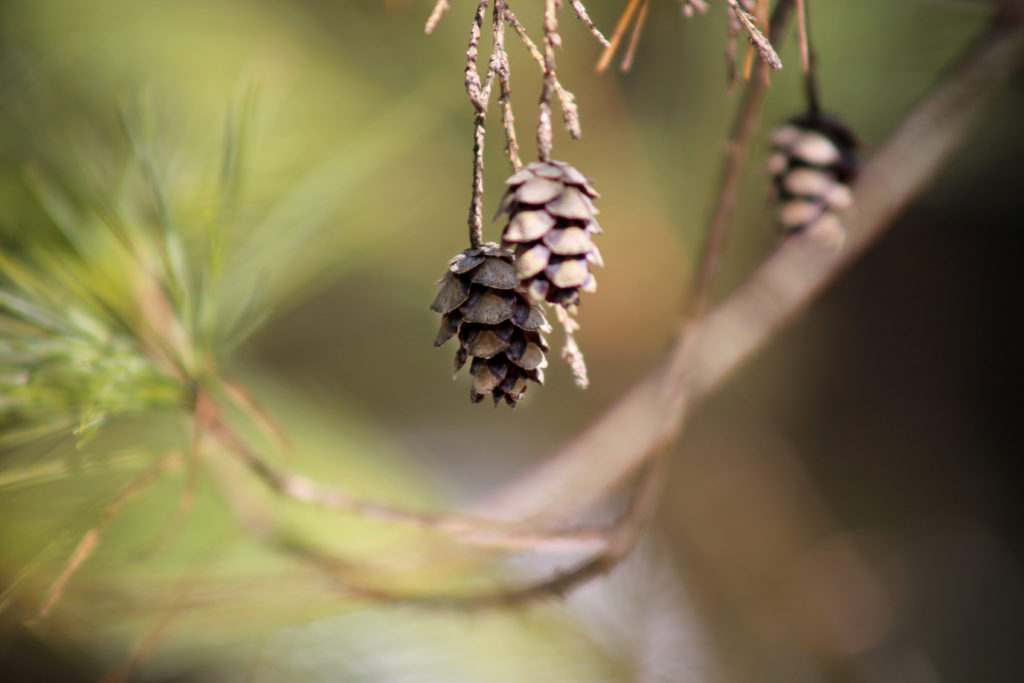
[800,0,821,115]
[465,0,492,248]
[493,0,522,170]
[537,0,559,162]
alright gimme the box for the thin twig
[285,453,668,607]
[621,0,651,72]
[687,0,795,319]
[568,0,611,47]
[493,0,522,169]
[757,0,772,84]
[726,0,783,71]
[537,0,559,161]
[479,3,1024,526]
[504,8,582,139]
[800,0,821,114]
[28,455,182,622]
[147,419,203,554]
[796,0,810,72]
[596,0,643,73]
[726,6,742,91]
[555,304,589,389]
[424,0,451,34]
[100,537,225,683]
[200,392,608,553]
[221,377,294,459]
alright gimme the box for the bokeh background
[1,0,1021,681]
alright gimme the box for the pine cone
[767,114,858,237]
[495,161,603,307]
[430,243,551,406]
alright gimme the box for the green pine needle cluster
[0,100,262,449]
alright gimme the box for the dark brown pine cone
[495,161,603,307]
[767,113,858,238]
[430,243,551,406]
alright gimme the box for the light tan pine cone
[767,113,858,239]
[430,243,551,406]
[495,161,603,307]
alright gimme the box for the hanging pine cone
[495,161,603,307]
[767,113,858,238]
[431,243,551,406]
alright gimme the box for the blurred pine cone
[430,243,551,406]
[496,161,603,307]
[767,114,858,239]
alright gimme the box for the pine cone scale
[430,274,470,314]
[769,114,858,240]
[514,244,551,279]
[469,258,518,289]
[432,243,550,406]
[545,259,589,288]
[497,160,603,307]
[504,210,555,242]
[461,289,515,325]
[515,178,563,204]
[542,227,593,255]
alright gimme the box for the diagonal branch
[287,452,668,608]
[198,390,609,553]
[689,0,795,320]
[478,4,1024,526]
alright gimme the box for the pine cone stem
[469,112,486,248]
[537,0,559,162]
[493,0,522,171]
[799,0,821,115]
